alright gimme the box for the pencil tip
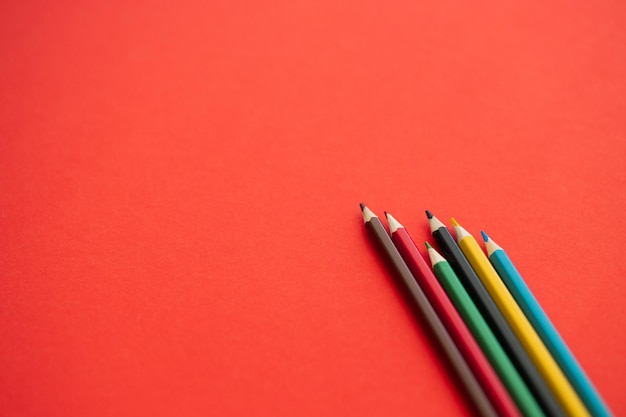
[483,232,502,254]
[425,241,433,249]
[385,211,403,233]
[361,205,377,222]
[425,210,433,219]
[450,217,459,227]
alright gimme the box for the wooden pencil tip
[359,202,366,210]
[385,212,403,233]
[425,241,433,249]
[480,230,489,242]
[425,210,433,219]
[361,205,377,223]
[450,217,460,227]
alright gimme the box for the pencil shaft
[489,247,612,417]
[456,229,590,417]
[362,213,500,417]
[389,224,526,417]
[430,221,566,417]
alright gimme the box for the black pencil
[360,204,499,417]
[426,211,566,417]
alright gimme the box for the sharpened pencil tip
[450,217,459,227]
[425,241,433,249]
[385,212,403,233]
[361,205,377,223]
[425,210,433,219]
[483,232,502,254]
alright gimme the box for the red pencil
[386,212,521,417]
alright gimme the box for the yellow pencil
[451,218,590,417]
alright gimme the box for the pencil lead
[481,230,489,242]
[425,241,433,249]
[425,210,433,219]
[359,202,366,210]
[385,212,403,234]
[450,217,460,227]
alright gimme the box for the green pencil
[425,242,549,417]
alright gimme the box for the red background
[1,1,625,416]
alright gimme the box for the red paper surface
[1,1,625,416]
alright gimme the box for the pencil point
[426,242,446,266]
[451,219,471,243]
[361,205,377,223]
[385,212,404,234]
[427,211,446,233]
[483,231,503,255]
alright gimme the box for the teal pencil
[482,231,613,417]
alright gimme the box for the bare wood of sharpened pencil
[360,204,502,417]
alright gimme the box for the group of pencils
[359,204,611,417]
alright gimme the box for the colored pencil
[386,212,538,417]
[483,231,613,417]
[451,219,590,417]
[424,241,547,417]
[426,211,566,417]
[359,204,502,417]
